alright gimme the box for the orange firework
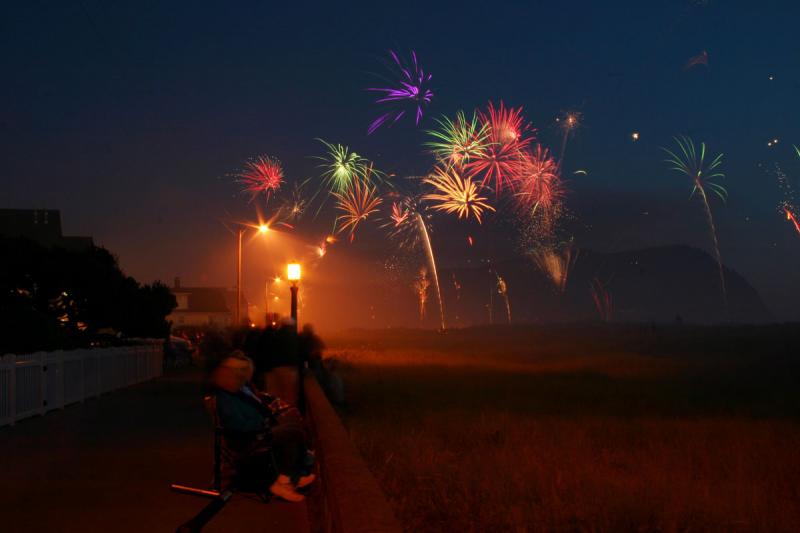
[413,268,430,322]
[531,243,578,293]
[332,175,382,242]
[786,207,800,234]
[422,166,495,223]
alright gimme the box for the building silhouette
[0,209,93,251]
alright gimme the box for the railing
[0,342,163,428]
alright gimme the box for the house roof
[173,287,231,313]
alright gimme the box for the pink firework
[390,201,410,227]
[238,156,284,203]
[467,101,535,194]
[514,146,563,213]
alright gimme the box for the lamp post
[287,262,301,330]
[286,262,303,412]
[234,223,269,326]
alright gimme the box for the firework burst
[531,243,578,293]
[422,166,495,223]
[367,50,434,134]
[467,101,535,194]
[332,176,383,242]
[514,146,562,214]
[662,136,727,310]
[237,156,284,204]
[316,139,368,194]
[425,111,491,167]
[279,178,310,223]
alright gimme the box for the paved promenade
[0,369,310,533]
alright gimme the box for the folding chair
[170,393,229,498]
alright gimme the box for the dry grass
[324,326,800,532]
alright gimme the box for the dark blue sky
[2,1,799,320]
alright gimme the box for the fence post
[10,354,16,427]
[39,352,46,417]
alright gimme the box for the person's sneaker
[296,473,316,489]
[270,475,305,502]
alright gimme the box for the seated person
[210,351,314,502]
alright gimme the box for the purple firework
[367,50,434,135]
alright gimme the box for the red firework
[238,156,284,202]
[467,101,535,194]
[786,206,800,235]
[514,145,562,213]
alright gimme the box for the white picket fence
[0,342,163,427]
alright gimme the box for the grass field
[322,325,800,532]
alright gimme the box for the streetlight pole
[290,284,298,332]
[265,276,280,326]
[236,228,243,326]
[233,223,269,327]
[286,263,302,412]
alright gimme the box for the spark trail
[415,211,445,330]
[662,136,727,312]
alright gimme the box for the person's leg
[270,423,305,479]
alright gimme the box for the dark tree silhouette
[0,237,176,354]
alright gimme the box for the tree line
[0,237,176,354]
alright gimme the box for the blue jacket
[214,387,272,434]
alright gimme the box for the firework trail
[590,277,613,322]
[451,272,461,301]
[468,101,534,194]
[785,207,800,234]
[422,166,495,223]
[414,268,430,322]
[684,50,709,70]
[531,243,578,293]
[237,156,284,205]
[367,50,434,134]
[383,189,446,330]
[556,110,581,170]
[332,174,383,242]
[662,136,727,311]
[776,147,800,236]
[496,272,511,324]
[415,211,445,330]
[425,110,491,167]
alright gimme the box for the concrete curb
[304,374,403,533]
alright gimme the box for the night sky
[3,1,800,322]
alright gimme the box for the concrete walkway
[0,368,310,533]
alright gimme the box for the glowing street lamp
[234,222,270,325]
[287,263,301,283]
[287,262,304,413]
